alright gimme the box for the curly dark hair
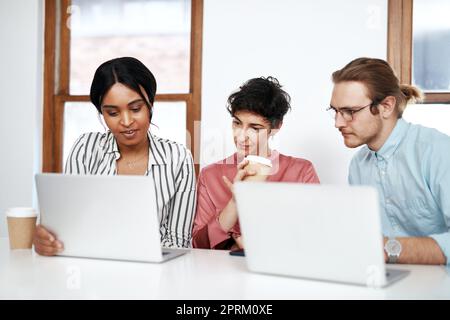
[226,76,291,128]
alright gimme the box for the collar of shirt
[98,130,166,166]
[368,118,410,162]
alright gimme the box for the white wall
[0,0,43,237]
[403,104,450,136]
[200,0,388,184]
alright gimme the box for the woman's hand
[232,234,244,250]
[33,225,64,256]
[222,160,256,196]
[218,160,256,232]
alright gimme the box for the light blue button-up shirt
[349,118,450,264]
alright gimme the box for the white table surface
[1,238,449,299]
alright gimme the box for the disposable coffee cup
[6,207,38,250]
[243,155,272,181]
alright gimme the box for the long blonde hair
[332,57,424,118]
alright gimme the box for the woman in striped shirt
[33,57,196,255]
[192,77,320,250]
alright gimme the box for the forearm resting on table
[389,237,447,265]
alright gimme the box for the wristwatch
[384,238,402,264]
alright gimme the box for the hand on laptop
[33,225,64,256]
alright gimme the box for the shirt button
[386,199,391,204]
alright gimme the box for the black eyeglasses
[326,102,376,122]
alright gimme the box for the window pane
[63,101,186,167]
[403,104,450,136]
[413,0,450,92]
[69,0,191,95]
[63,102,104,164]
[151,101,187,146]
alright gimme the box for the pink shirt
[192,151,320,249]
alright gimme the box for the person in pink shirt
[193,76,320,250]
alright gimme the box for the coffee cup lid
[245,155,272,167]
[6,207,38,218]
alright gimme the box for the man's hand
[383,236,446,265]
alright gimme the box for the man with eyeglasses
[329,57,450,265]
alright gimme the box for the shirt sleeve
[161,148,197,248]
[301,161,320,183]
[64,134,88,175]
[192,170,232,249]
[428,138,450,264]
[348,156,358,185]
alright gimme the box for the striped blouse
[64,131,196,248]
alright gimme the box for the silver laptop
[234,182,409,287]
[35,173,187,263]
